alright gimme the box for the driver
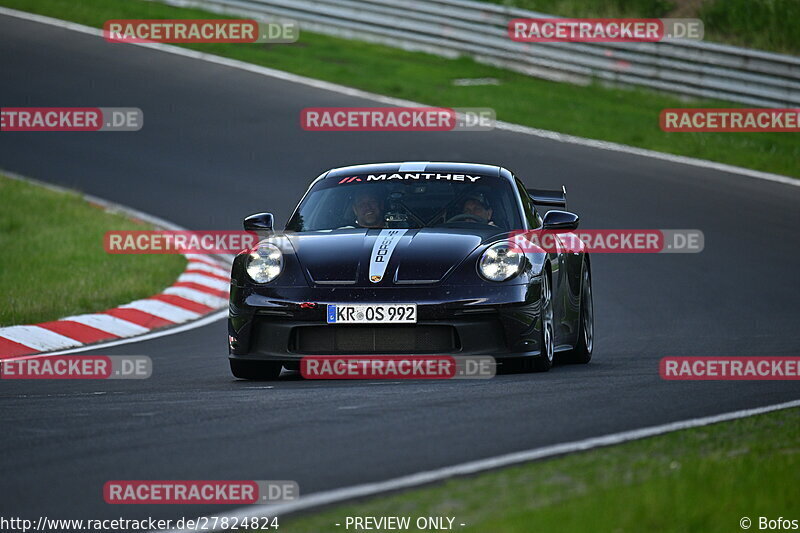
[352,189,385,228]
[462,193,495,225]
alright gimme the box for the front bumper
[228,283,545,363]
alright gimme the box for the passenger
[462,193,495,225]
[352,190,385,228]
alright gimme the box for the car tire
[532,272,554,373]
[560,263,593,364]
[230,359,282,380]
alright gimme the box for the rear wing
[526,186,567,209]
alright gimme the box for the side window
[514,178,541,229]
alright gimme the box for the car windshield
[286,173,522,232]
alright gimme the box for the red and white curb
[0,170,232,360]
[0,254,229,359]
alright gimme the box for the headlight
[478,242,523,282]
[246,243,283,283]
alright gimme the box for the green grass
[484,0,800,55]
[2,0,798,179]
[0,175,186,326]
[272,407,800,533]
[699,0,800,55]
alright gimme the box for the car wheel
[230,359,282,380]
[561,264,593,364]
[532,272,554,372]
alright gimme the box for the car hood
[287,228,490,286]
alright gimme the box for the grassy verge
[483,0,800,56]
[0,175,186,326]
[273,407,800,533]
[2,0,798,179]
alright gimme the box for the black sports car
[228,162,593,379]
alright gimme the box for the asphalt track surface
[1,13,799,526]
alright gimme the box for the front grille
[292,325,458,354]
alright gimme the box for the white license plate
[327,304,417,324]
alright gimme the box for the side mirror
[243,212,274,232]
[542,210,579,230]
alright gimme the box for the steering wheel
[446,213,486,223]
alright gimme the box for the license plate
[327,304,417,324]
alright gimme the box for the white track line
[0,6,796,188]
[163,398,800,532]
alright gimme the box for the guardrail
[163,0,800,107]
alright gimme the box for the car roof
[319,162,514,182]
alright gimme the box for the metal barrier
[163,0,800,107]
